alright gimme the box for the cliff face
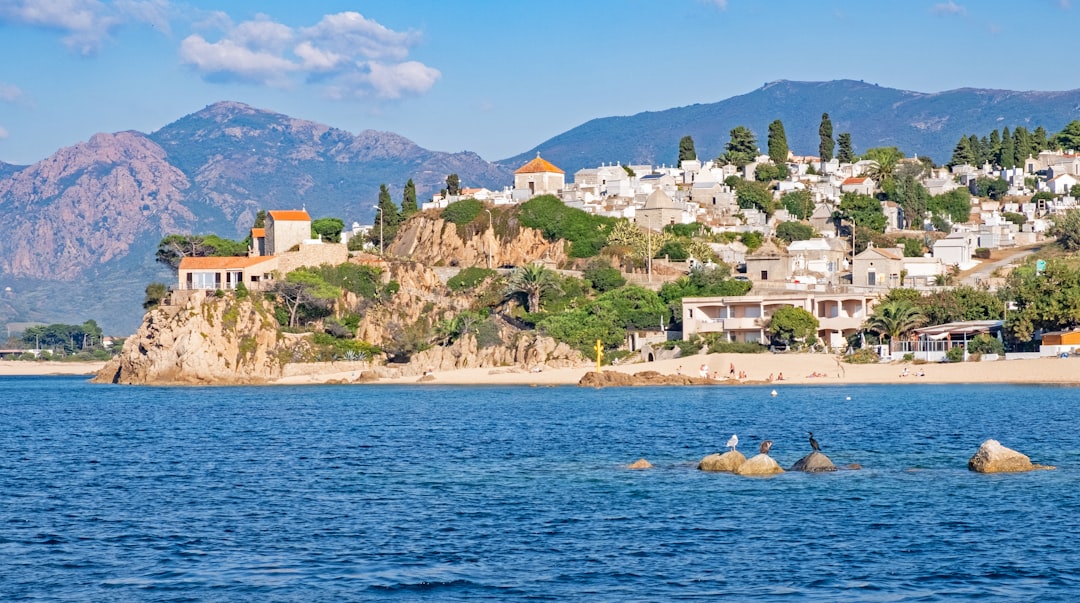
[94,290,294,385]
[0,131,194,280]
[389,215,566,268]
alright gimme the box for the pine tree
[947,135,975,167]
[837,133,854,164]
[767,119,789,165]
[818,112,834,162]
[678,135,697,163]
[402,179,418,216]
[719,126,758,168]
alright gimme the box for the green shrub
[967,333,1003,355]
[845,348,879,364]
[517,195,616,258]
[582,260,626,292]
[447,267,497,291]
[974,247,991,259]
[945,345,966,362]
[706,341,768,354]
[441,199,484,225]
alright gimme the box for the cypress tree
[1013,127,1030,165]
[402,179,418,216]
[446,174,461,196]
[767,119,789,165]
[837,133,854,164]
[678,135,697,162]
[377,183,401,227]
[818,112,834,162]
[999,127,1014,168]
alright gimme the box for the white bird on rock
[726,434,738,452]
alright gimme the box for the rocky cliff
[94,290,296,385]
[388,214,566,268]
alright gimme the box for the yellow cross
[594,339,604,373]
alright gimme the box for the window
[191,272,217,289]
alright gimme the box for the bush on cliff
[518,195,617,258]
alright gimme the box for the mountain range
[3,80,1080,334]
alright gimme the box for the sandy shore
[275,352,1080,387]
[0,361,107,376]
[5,355,1078,387]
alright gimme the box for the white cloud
[366,61,441,99]
[704,0,728,9]
[0,125,8,140]
[0,0,170,54]
[301,11,416,60]
[931,1,966,15]
[1061,0,1071,9]
[180,11,440,99]
[294,41,345,72]
[179,34,296,87]
[0,82,23,103]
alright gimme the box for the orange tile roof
[251,228,265,238]
[515,155,565,175]
[268,210,311,221]
[179,256,275,270]
[842,177,867,185]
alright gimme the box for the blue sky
[0,0,1075,165]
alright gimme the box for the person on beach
[777,372,784,381]
[729,363,735,377]
[699,363,709,378]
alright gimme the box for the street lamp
[373,205,384,255]
[485,208,493,269]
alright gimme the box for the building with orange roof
[176,208,347,293]
[265,209,312,256]
[178,255,278,291]
[513,153,565,200]
[840,176,875,195]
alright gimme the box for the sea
[2,376,1080,601]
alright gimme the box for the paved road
[960,245,1041,286]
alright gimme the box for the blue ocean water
[2,376,1079,601]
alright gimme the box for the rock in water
[734,453,784,476]
[698,450,747,472]
[789,451,837,472]
[627,458,653,470]
[968,439,1055,473]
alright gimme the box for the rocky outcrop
[967,439,1055,473]
[698,451,746,472]
[387,332,583,378]
[93,291,295,385]
[578,370,753,387]
[734,453,785,476]
[627,458,653,470]
[389,214,566,269]
[789,451,838,472]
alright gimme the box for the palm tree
[504,263,561,313]
[864,300,927,353]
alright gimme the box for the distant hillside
[0,102,513,334]
[498,80,1080,174]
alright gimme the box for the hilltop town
[75,118,1080,385]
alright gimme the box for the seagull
[759,440,773,455]
[808,431,821,452]
[726,434,738,452]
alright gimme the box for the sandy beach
[275,352,1080,387]
[0,360,107,376]
[4,354,1079,386]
